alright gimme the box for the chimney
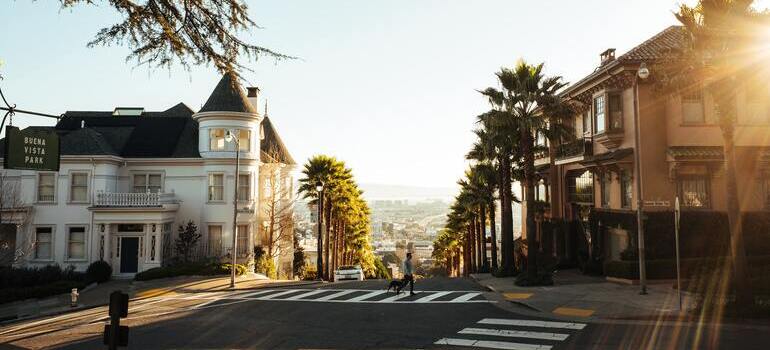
[600,48,616,65]
[246,87,260,114]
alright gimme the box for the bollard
[70,288,79,308]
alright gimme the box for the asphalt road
[1,277,769,349]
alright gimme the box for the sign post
[3,126,60,171]
[103,290,129,349]
[674,197,682,311]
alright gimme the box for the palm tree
[481,61,566,283]
[469,111,519,276]
[655,0,770,307]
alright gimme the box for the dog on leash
[387,279,405,294]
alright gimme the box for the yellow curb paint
[503,292,533,300]
[136,288,176,299]
[552,307,595,317]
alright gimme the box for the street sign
[109,291,129,318]
[105,291,130,349]
[3,126,59,171]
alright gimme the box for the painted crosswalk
[434,318,587,349]
[157,288,492,304]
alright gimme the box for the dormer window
[113,107,144,116]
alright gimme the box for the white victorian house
[0,74,296,277]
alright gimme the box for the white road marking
[284,290,327,300]
[347,290,387,302]
[378,292,413,302]
[414,291,452,303]
[315,290,357,301]
[259,290,301,300]
[451,292,481,302]
[434,337,552,350]
[231,289,277,299]
[478,318,587,330]
[458,327,569,341]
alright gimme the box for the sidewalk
[471,269,696,321]
[1,273,319,324]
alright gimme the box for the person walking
[402,252,416,295]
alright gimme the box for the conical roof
[260,117,295,165]
[199,73,257,114]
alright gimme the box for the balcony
[94,192,178,207]
[595,127,624,149]
[534,148,550,166]
[555,138,593,164]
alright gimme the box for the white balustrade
[95,191,176,207]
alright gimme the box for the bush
[134,262,247,281]
[253,246,276,279]
[0,280,86,304]
[86,260,112,283]
[303,269,318,281]
[373,258,391,280]
[0,265,85,289]
[604,256,770,280]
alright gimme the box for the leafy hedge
[0,265,85,289]
[589,210,770,261]
[0,280,87,304]
[605,255,770,281]
[134,263,248,281]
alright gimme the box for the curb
[481,280,544,313]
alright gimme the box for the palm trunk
[499,155,515,276]
[475,215,483,271]
[489,201,498,272]
[722,124,753,307]
[463,228,471,276]
[522,131,538,281]
[470,217,478,273]
[479,204,488,272]
[324,206,332,280]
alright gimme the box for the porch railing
[556,138,593,160]
[94,191,177,207]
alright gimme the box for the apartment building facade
[0,74,297,277]
[525,26,770,267]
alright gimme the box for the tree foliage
[175,220,201,263]
[58,0,294,77]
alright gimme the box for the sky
[2,0,768,189]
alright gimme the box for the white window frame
[33,225,55,261]
[238,129,251,152]
[207,224,224,256]
[68,171,90,204]
[237,172,252,201]
[594,95,606,134]
[65,225,89,261]
[236,224,249,257]
[209,128,227,151]
[207,173,225,203]
[132,172,164,193]
[36,172,57,203]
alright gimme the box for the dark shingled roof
[199,73,257,114]
[49,103,201,158]
[562,26,685,96]
[260,117,295,165]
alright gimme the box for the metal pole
[316,188,324,280]
[675,197,682,311]
[230,135,239,289]
[633,74,648,295]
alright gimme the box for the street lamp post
[633,62,650,295]
[226,130,240,289]
[315,181,324,281]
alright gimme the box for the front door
[120,237,139,273]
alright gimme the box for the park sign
[3,126,60,171]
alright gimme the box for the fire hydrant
[70,288,79,308]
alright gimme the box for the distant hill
[358,183,455,202]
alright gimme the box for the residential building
[524,26,770,269]
[0,73,296,277]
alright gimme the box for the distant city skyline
[3,1,768,188]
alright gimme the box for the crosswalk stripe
[283,290,327,300]
[413,291,452,303]
[451,292,481,302]
[434,337,552,350]
[260,290,301,300]
[347,290,387,302]
[378,292,413,302]
[234,289,276,299]
[478,318,586,330]
[458,327,569,341]
[315,290,357,301]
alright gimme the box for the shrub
[134,262,247,281]
[303,269,318,281]
[373,258,391,280]
[0,280,86,304]
[253,246,276,279]
[86,260,112,283]
[0,265,85,289]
